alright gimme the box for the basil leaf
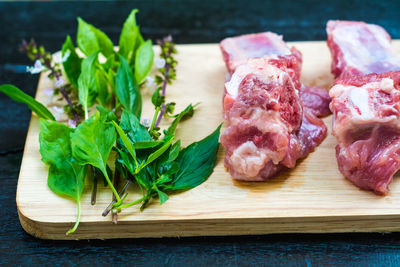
[61,35,82,88]
[155,188,168,205]
[116,56,142,118]
[165,124,221,190]
[77,52,98,119]
[77,17,114,57]
[166,104,195,136]
[113,121,136,161]
[96,105,117,123]
[141,135,174,169]
[168,140,181,162]
[135,40,154,84]
[115,147,136,175]
[0,84,55,121]
[133,140,163,149]
[39,120,87,234]
[71,113,116,180]
[119,9,139,61]
[95,69,110,106]
[120,110,152,143]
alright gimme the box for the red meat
[219,32,328,181]
[327,20,400,79]
[330,72,400,194]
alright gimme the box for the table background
[1,1,400,266]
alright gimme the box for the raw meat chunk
[220,32,292,74]
[327,20,400,78]
[220,32,328,181]
[330,71,400,194]
[221,57,303,180]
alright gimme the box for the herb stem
[102,179,132,216]
[91,166,97,205]
[150,106,160,132]
[102,168,121,204]
[154,64,171,127]
[66,199,81,235]
[111,170,120,224]
[117,196,145,211]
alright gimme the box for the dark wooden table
[1,1,400,266]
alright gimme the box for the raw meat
[327,20,400,194]
[330,72,400,194]
[300,85,331,117]
[220,32,292,75]
[220,32,328,181]
[327,20,400,78]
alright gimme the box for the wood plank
[16,41,400,240]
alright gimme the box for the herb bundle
[0,9,221,235]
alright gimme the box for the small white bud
[155,58,166,69]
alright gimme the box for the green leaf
[165,124,221,190]
[70,111,123,203]
[119,9,139,61]
[0,84,55,121]
[120,110,152,143]
[168,140,181,162]
[96,105,117,122]
[133,140,163,149]
[135,40,154,84]
[166,104,195,136]
[112,121,136,161]
[141,136,174,169]
[39,120,87,234]
[71,113,116,174]
[95,69,110,106]
[77,52,98,120]
[77,17,114,57]
[155,188,168,205]
[61,35,82,88]
[151,88,164,108]
[116,56,142,118]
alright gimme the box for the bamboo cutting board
[16,41,400,240]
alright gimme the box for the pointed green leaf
[165,125,221,190]
[61,35,82,88]
[77,17,114,57]
[135,40,154,84]
[39,120,87,234]
[116,57,142,118]
[119,9,139,60]
[0,84,55,121]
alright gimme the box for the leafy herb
[116,56,142,118]
[0,85,55,121]
[61,35,82,88]
[77,52,99,120]
[119,9,139,61]
[135,40,154,84]
[77,17,114,57]
[39,120,87,234]
[1,10,222,235]
[70,113,120,203]
[164,124,221,190]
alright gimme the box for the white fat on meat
[328,20,400,75]
[230,142,269,178]
[225,57,288,98]
[330,78,400,143]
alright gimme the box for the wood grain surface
[15,41,400,240]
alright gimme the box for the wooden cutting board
[16,41,400,240]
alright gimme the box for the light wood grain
[16,41,400,240]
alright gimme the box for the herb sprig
[1,9,221,235]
